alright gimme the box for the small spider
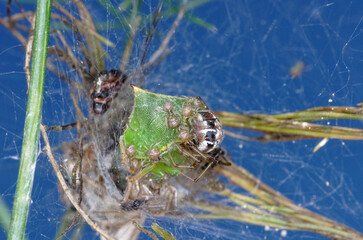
[121,199,145,211]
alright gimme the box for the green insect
[120,86,228,183]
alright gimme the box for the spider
[3,2,229,238]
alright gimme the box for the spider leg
[47,122,78,132]
[173,141,201,164]
[188,143,210,160]
[126,165,154,183]
[193,160,214,183]
[122,180,134,204]
[167,145,195,168]
[71,156,81,189]
[181,143,228,182]
[120,135,134,173]
[161,155,195,182]
[216,153,232,166]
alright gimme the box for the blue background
[1,0,363,239]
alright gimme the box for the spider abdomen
[193,111,223,153]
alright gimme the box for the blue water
[1,0,362,239]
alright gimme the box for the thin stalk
[196,164,363,240]
[73,0,105,73]
[216,110,363,141]
[7,0,52,239]
[54,209,75,240]
[273,106,363,121]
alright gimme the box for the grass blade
[0,197,11,233]
[7,0,52,239]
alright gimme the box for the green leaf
[121,86,206,179]
[123,86,187,153]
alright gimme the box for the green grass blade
[272,106,363,121]
[185,12,217,33]
[7,0,52,239]
[190,164,363,239]
[185,0,213,10]
[151,223,176,240]
[216,109,363,140]
[0,197,11,233]
[54,209,74,240]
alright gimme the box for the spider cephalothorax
[90,69,127,115]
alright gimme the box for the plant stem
[7,0,52,239]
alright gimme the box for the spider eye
[91,89,112,100]
[92,101,109,115]
[99,89,112,99]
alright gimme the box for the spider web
[1,0,363,239]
